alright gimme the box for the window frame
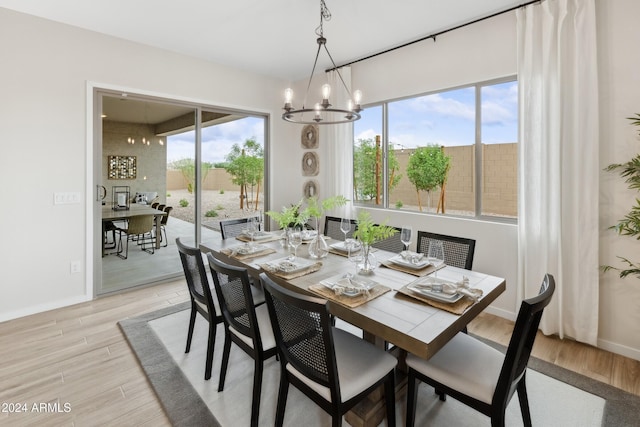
[352,76,518,224]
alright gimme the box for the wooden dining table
[102,204,166,256]
[200,233,506,426]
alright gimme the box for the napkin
[323,276,371,297]
[399,250,425,264]
[413,276,483,302]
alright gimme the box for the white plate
[267,257,314,273]
[233,244,266,255]
[320,276,375,297]
[329,241,361,253]
[301,230,318,242]
[388,254,430,269]
[243,231,272,240]
[407,277,463,303]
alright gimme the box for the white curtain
[516,0,599,345]
[325,67,355,219]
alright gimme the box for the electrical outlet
[70,260,82,274]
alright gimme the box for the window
[353,78,517,220]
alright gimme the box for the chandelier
[282,0,362,125]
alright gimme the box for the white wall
[0,7,292,320]
[597,0,640,360]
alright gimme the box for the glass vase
[358,244,378,275]
[308,217,329,259]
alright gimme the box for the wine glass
[340,218,352,243]
[348,241,364,278]
[400,226,412,251]
[246,217,257,249]
[288,225,303,261]
[427,240,445,277]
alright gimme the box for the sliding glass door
[94,90,267,296]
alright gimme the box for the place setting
[308,272,391,308]
[259,231,322,279]
[397,273,484,315]
[219,243,276,260]
[381,226,446,276]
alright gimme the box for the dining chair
[115,214,155,259]
[371,225,403,253]
[405,274,556,427]
[207,254,277,427]
[176,238,223,380]
[416,231,476,270]
[324,216,357,241]
[220,217,259,239]
[260,272,398,427]
[159,206,173,247]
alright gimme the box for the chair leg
[274,372,289,427]
[406,370,419,427]
[185,307,196,353]
[384,372,396,427]
[517,380,532,427]
[116,231,129,259]
[161,226,168,247]
[250,358,264,427]
[435,388,447,401]
[218,330,232,391]
[205,320,216,380]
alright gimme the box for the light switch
[54,192,81,205]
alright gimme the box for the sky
[355,80,518,148]
[167,116,265,164]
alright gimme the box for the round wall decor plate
[301,124,319,149]
[302,151,319,176]
[303,180,319,198]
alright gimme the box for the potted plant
[352,211,398,274]
[602,113,640,278]
[266,201,308,248]
[302,195,348,259]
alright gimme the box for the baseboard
[597,338,640,362]
[484,304,517,321]
[0,294,91,323]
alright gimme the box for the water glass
[400,226,412,251]
[427,240,445,277]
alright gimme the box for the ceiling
[0,0,524,81]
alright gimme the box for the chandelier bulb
[314,103,322,122]
[283,88,294,111]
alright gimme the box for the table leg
[155,215,161,249]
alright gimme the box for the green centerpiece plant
[302,195,348,259]
[352,211,398,273]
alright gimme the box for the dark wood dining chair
[416,231,476,270]
[371,225,403,253]
[324,216,357,241]
[260,272,397,427]
[405,274,556,427]
[176,238,223,380]
[207,254,276,427]
[220,217,259,239]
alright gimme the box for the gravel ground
[166,189,263,231]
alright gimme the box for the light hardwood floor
[1,278,638,426]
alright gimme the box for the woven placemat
[308,283,391,308]
[380,259,446,277]
[396,283,475,315]
[220,246,277,260]
[259,261,323,280]
[236,233,282,244]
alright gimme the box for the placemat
[259,261,323,280]
[396,283,475,315]
[381,259,446,277]
[236,233,282,243]
[308,283,391,308]
[220,246,277,260]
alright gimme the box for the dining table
[101,204,167,256]
[200,231,506,426]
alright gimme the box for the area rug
[119,303,640,426]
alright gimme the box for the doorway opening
[95,90,268,296]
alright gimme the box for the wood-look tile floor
[0,279,638,426]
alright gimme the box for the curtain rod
[327,0,541,72]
